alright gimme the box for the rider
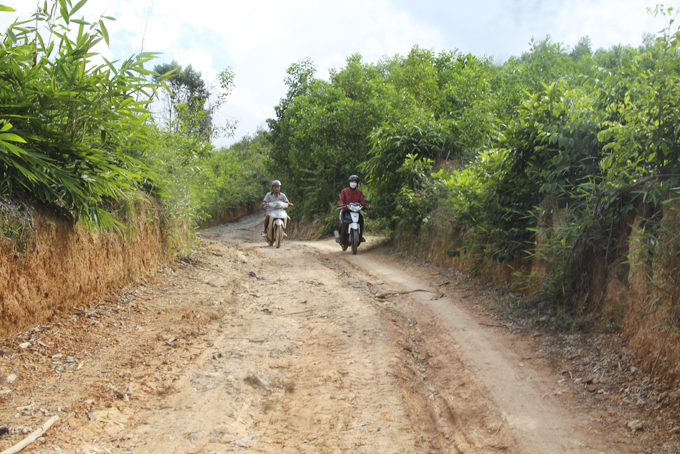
[263,180,293,236]
[338,175,368,242]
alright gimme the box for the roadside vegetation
[0,1,268,254]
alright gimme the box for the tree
[153,61,235,142]
[571,36,593,61]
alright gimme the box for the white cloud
[173,48,217,84]
[229,87,256,108]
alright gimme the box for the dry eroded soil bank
[0,212,677,453]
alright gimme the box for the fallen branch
[375,289,436,299]
[283,309,315,316]
[1,415,59,454]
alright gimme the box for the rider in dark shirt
[338,175,368,242]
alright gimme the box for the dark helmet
[272,180,281,187]
[348,175,359,183]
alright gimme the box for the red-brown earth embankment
[0,197,171,337]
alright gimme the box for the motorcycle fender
[348,222,360,234]
[273,218,285,228]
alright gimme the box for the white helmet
[272,180,281,187]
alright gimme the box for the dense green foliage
[199,130,270,222]
[267,48,503,221]
[0,1,162,230]
[0,1,258,249]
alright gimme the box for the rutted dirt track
[0,211,653,453]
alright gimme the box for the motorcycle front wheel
[351,230,359,255]
[276,224,282,248]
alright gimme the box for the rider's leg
[340,211,349,238]
[359,214,365,242]
[263,214,270,234]
[283,216,290,237]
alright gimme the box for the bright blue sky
[0,0,671,146]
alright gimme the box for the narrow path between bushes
[0,210,652,453]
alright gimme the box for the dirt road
[0,211,642,453]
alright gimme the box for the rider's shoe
[283,232,288,237]
[360,237,366,243]
[261,232,266,237]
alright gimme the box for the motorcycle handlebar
[338,204,369,210]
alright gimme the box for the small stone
[18,342,30,349]
[377,426,381,432]
[125,434,133,439]
[628,420,643,432]
[245,374,269,389]
[5,374,17,384]
[631,366,638,373]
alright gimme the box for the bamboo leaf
[0,133,27,143]
[69,0,86,16]
[58,0,69,23]
[98,19,109,45]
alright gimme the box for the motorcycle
[265,201,289,248]
[335,203,365,255]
